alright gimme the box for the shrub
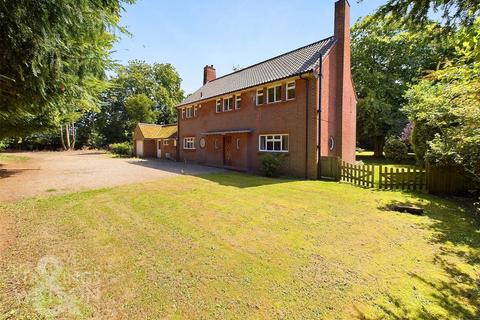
[384,137,408,162]
[260,154,285,177]
[109,142,132,157]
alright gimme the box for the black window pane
[268,88,274,103]
[276,86,282,101]
[282,136,289,151]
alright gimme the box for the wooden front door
[223,135,233,166]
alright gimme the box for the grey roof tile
[179,36,336,106]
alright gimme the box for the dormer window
[267,85,282,104]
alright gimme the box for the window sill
[258,150,289,154]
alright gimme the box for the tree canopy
[372,0,480,27]
[351,15,447,156]
[0,0,134,138]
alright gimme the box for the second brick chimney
[203,65,216,84]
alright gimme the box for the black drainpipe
[300,74,309,179]
[317,54,323,179]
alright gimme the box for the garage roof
[135,123,177,139]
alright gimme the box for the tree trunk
[70,122,76,150]
[65,123,71,150]
[373,135,385,158]
[60,126,66,150]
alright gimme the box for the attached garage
[133,123,178,159]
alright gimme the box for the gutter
[317,54,323,179]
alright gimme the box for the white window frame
[183,137,196,150]
[223,96,233,112]
[193,105,199,117]
[163,140,169,146]
[216,99,222,113]
[186,106,193,118]
[267,84,282,104]
[256,89,264,106]
[286,82,296,100]
[235,95,241,109]
[181,107,185,119]
[259,134,289,153]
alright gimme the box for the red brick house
[177,0,356,179]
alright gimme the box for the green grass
[356,152,420,186]
[0,154,29,163]
[1,173,478,319]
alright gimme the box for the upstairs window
[286,82,296,100]
[259,134,289,152]
[193,105,199,117]
[183,137,196,150]
[216,99,222,113]
[256,89,264,105]
[267,85,282,103]
[181,107,186,119]
[235,95,241,109]
[223,96,233,112]
[186,106,193,118]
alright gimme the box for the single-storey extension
[133,123,177,159]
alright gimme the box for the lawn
[0,173,478,319]
[356,151,420,186]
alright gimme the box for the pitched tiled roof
[179,36,336,107]
[136,123,177,139]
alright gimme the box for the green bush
[260,154,285,177]
[109,142,133,157]
[384,137,408,162]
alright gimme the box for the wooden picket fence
[340,161,375,188]
[378,165,426,191]
[319,156,468,194]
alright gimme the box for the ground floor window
[183,137,196,150]
[259,134,289,152]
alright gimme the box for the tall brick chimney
[203,65,216,85]
[334,0,356,163]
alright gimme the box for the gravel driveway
[0,150,223,202]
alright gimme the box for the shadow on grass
[127,158,292,188]
[366,193,480,319]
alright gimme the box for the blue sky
[112,0,386,94]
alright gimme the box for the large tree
[373,0,480,27]
[351,15,447,156]
[0,0,134,138]
[84,60,184,147]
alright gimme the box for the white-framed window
[193,105,199,117]
[183,137,196,150]
[267,85,282,103]
[259,134,289,152]
[163,140,169,146]
[216,99,222,113]
[181,107,186,119]
[286,82,296,100]
[256,89,264,105]
[223,96,233,112]
[235,95,241,109]
[186,106,193,118]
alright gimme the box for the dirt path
[0,150,222,202]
